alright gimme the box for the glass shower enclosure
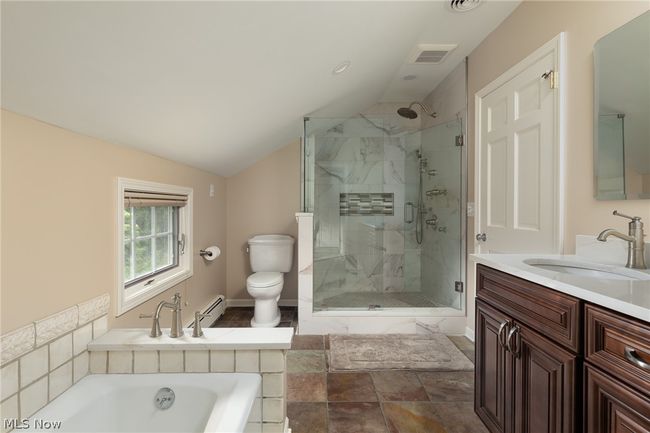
[303,115,465,313]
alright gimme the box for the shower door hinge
[454,281,464,293]
[455,135,464,147]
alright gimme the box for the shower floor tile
[314,291,444,310]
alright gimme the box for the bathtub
[25,373,261,433]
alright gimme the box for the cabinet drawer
[585,365,650,433]
[586,304,650,396]
[476,264,581,353]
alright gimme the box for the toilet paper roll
[201,246,221,261]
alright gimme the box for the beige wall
[1,110,228,333]
[225,140,300,302]
[465,1,650,332]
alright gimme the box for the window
[123,206,178,286]
[116,178,193,316]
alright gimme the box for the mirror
[594,11,650,200]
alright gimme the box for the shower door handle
[404,202,415,224]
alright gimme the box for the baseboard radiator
[187,295,225,329]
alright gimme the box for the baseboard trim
[465,326,475,342]
[226,299,298,308]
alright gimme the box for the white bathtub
[25,373,260,433]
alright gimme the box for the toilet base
[250,301,281,328]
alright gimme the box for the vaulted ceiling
[1,1,519,176]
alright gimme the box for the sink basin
[523,258,650,281]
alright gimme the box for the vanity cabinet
[475,264,650,433]
[475,264,579,433]
[584,304,650,433]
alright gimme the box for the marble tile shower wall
[312,116,422,305]
[0,294,109,430]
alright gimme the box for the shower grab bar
[404,202,415,223]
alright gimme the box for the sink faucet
[597,211,647,269]
[139,292,184,338]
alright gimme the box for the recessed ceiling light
[332,60,351,75]
[402,75,417,81]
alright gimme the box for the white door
[476,36,563,253]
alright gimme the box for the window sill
[117,267,192,316]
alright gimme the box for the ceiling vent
[450,0,481,12]
[409,44,457,64]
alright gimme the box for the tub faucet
[140,292,184,338]
[597,211,646,269]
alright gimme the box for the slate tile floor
[212,307,487,433]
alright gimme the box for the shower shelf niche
[339,192,394,216]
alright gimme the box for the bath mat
[328,334,474,371]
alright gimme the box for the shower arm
[409,102,437,118]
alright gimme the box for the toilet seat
[247,272,283,288]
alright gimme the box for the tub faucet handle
[140,313,162,338]
[192,311,210,338]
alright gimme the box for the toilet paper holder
[199,249,213,258]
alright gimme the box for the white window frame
[116,178,193,316]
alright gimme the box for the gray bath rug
[328,334,474,371]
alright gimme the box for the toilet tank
[248,234,295,273]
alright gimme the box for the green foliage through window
[123,205,178,286]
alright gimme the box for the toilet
[246,234,295,327]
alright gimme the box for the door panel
[513,324,577,433]
[476,299,512,433]
[585,365,650,433]
[478,50,559,253]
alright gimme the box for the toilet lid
[247,272,283,288]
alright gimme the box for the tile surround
[0,325,36,366]
[0,362,18,401]
[89,346,289,433]
[2,298,290,433]
[0,293,109,430]
[35,306,79,347]
[49,334,73,370]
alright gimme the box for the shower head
[397,102,437,119]
[397,107,419,119]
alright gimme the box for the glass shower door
[403,119,464,310]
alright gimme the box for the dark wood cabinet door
[585,365,650,433]
[511,323,577,433]
[476,299,513,433]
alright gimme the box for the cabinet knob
[476,233,487,242]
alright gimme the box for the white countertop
[88,327,294,351]
[471,254,650,323]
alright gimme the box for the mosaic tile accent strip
[339,193,393,216]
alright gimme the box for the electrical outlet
[209,184,215,197]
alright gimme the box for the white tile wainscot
[0,293,109,431]
[87,327,293,433]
